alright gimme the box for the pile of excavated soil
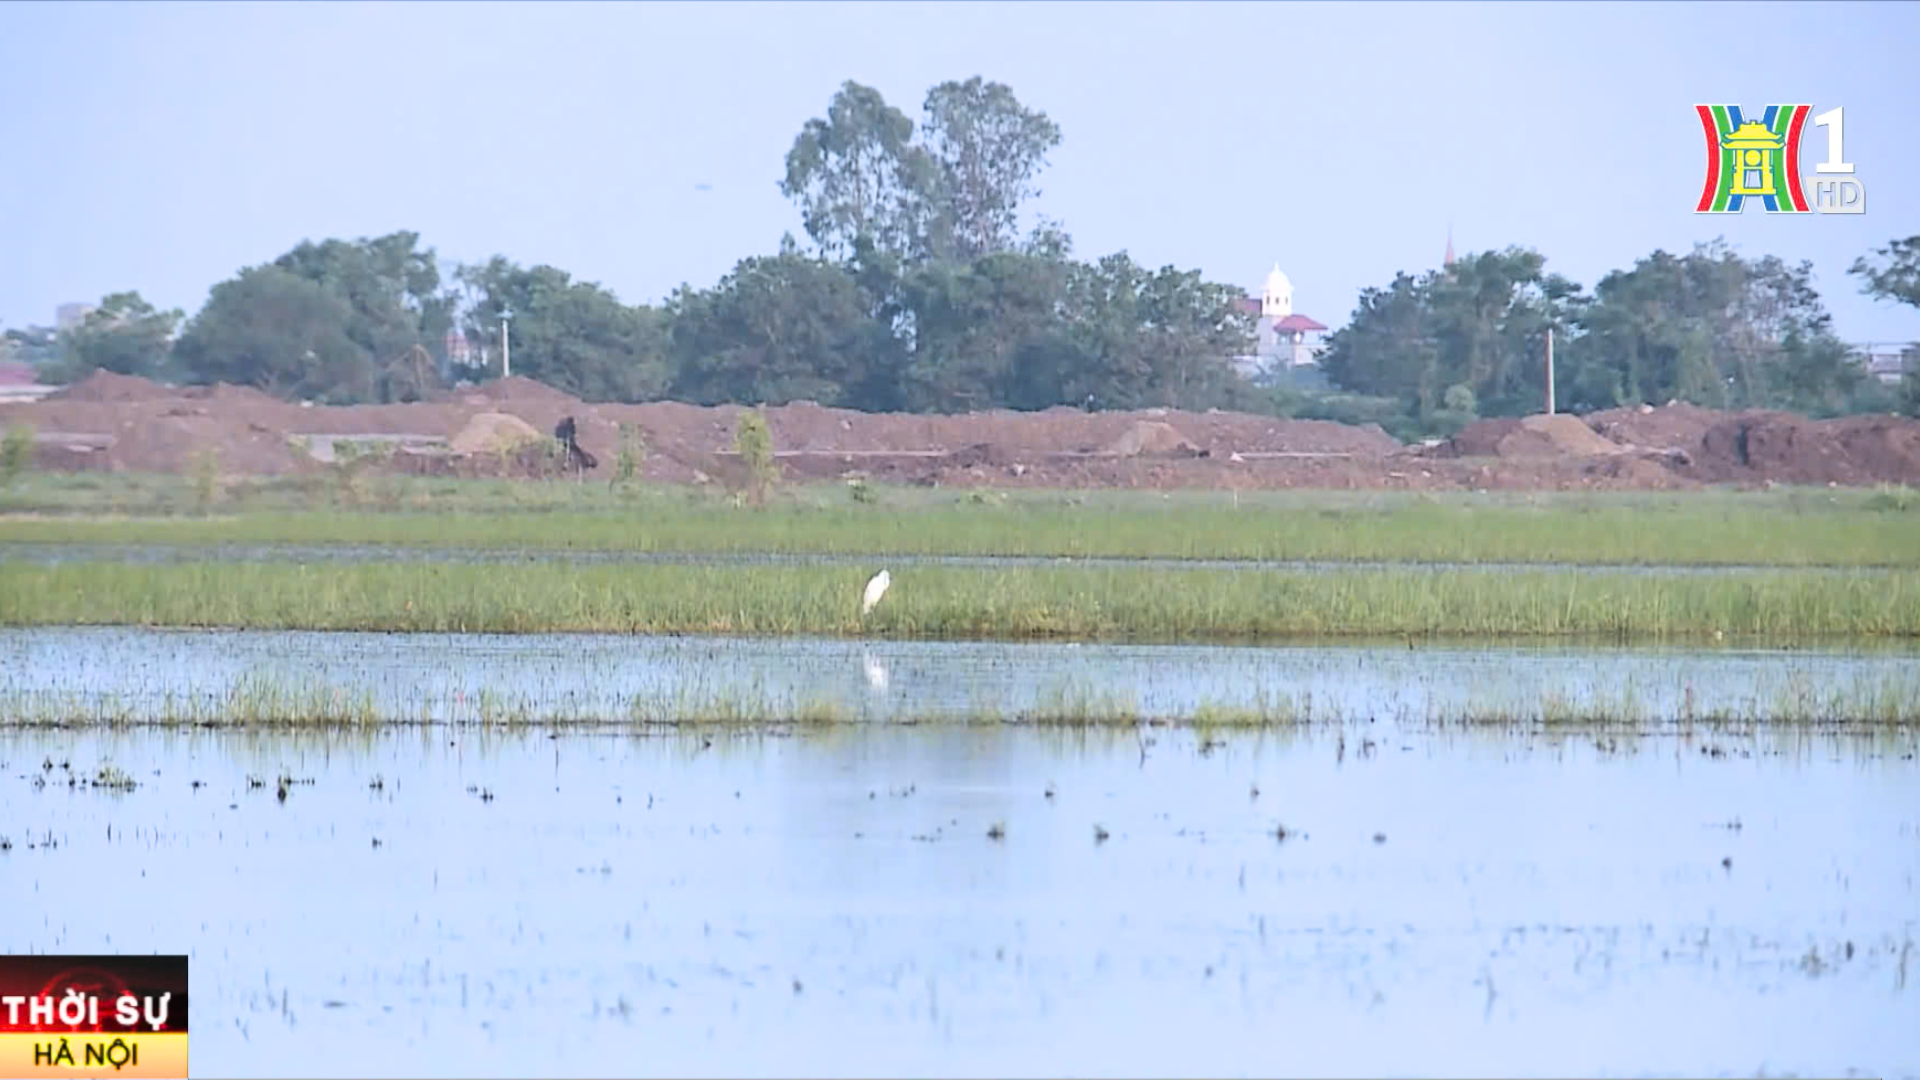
[177,382,289,410]
[1585,401,1724,452]
[1579,453,1700,489]
[592,401,1402,460]
[1443,413,1625,459]
[465,375,583,408]
[1104,420,1202,457]
[49,370,177,403]
[1693,411,1920,485]
[6,371,1915,490]
[111,404,306,476]
[450,412,545,455]
[1509,414,1623,457]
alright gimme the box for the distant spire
[1444,225,1455,268]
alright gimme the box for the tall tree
[272,231,451,366]
[1571,240,1850,412]
[919,77,1063,261]
[1850,235,1920,310]
[1323,240,1857,418]
[780,82,936,261]
[171,266,373,402]
[1851,235,1920,418]
[1317,271,1442,412]
[889,248,1256,413]
[45,292,185,382]
[454,257,669,403]
[894,250,1077,411]
[667,249,897,409]
[1126,261,1262,409]
[1571,250,1720,408]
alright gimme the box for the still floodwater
[2,630,1917,1078]
[4,627,1920,724]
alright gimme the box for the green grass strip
[4,495,1918,567]
[3,561,1916,640]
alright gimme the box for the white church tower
[1258,263,1293,363]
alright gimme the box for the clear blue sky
[2,0,1916,342]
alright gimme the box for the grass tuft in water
[2,666,1916,730]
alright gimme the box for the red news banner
[0,955,189,1079]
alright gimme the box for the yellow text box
[0,1033,188,1079]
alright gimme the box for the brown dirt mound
[1440,417,1520,458]
[1105,420,1201,457]
[111,408,305,475]
[7,370,1913,490]
[468,375,584,408]
[1580,454,1698,489]
[1512,413,1623,456]
[1443,413,1624,459]
[1585,401,1724,451]
[49,370,174,403]
[1694,412,1920,485]
[178,382,288,410]
[450,412,544,455]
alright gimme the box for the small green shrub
[1863,484,1918,513]
[614,424,647,493]
[733,409,778,504]
[190,447,220,513]
[0,424,32,488]
[1443,383,1479,416]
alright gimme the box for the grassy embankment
[2,560,1915,640]
[2,475,1918,567]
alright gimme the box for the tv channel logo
[1693,104,1864,215]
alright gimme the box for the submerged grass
[2,478,1916,567]
[3,668,1916,729]
[2,560,1916,640]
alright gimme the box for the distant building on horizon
[55,302,95,331]
[442,328,475,379]
[1857,342,1918,385]
[1229,263,1329,379]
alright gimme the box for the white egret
[861,569,891,616]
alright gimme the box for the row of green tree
[5,77,1918,431]
[1309,237,1920,432]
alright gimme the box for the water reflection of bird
[862,570,891,616]
[862,651,889,693]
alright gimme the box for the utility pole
[500,308,513,379]
[1545,327,1556,415]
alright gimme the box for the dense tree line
[1309,238,1920,432]
[5,75,1917,429]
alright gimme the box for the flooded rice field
[3,627,1919,727]
[0,539,1891,577]
[3,630,1917,1077]
[3,717,1916,1077]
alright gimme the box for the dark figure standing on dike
[554,415,599,473]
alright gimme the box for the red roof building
[1229,264,1328,376]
